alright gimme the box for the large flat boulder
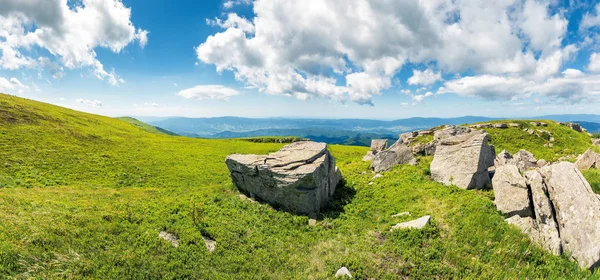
[492,164,532,218]
[539,162,600,269]
[430,129,495,189]
[225,141,341,217]
[371,141,417,172]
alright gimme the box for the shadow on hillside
[319,178,356,220]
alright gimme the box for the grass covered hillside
[117,117,179,136]
[0,94,599,279]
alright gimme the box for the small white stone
[372,173,383,179]
[159,231,179,248]
[203,236,216,252]
[335,266,352,278]
[368,182,374,185]
[391,215,431,231]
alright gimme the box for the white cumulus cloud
[178,85,240,101]
[0,0,147,85]
[408,69,441,86]
[76,98,103,107]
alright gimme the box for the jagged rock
[411,141,436,156]
[433,126,472,141]
[524,170,562,255]
[225,141,341,217]
[492,164,532,218]
[575,149,599,171]
[539,162,600,269]
[391,215,431,230]
[513,150,538,172]
[203,236,216,252]
[471,123,492,128]
[370,139,388,152]
[159,231,179,248]
[537,159,548,167]
[493,123,508,128]
[335,267,352,278]
[494,150,513,167]
[567,123,583,132]
[371,141,417,172]
[430,129,495,189]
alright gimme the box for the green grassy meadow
[1,94,599,279]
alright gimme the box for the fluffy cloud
[0,77,27,94]
[580,3,600,30]
[196,0,584,105]
[0,0,147,85]
[408,69,441,86]
[589,52,600,72]
[76,98,103,107]
[178,85,240,101]
[438,73,600,102]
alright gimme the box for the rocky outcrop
[492,152,600,269]
[225,141,341,217]
[363,139,388,161]
[400,131,419,144]
[430,127,495,189]
[371,141,417,172]
[412,141,436,156]
[530,122,548,127]
[575,149,599,171]
[593,139,600,146]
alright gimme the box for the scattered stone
[492,164,532,218]
[335,267,352,278]
[430,128,495,189]
[593,139,600,146]
[372,173,383,179]
[524,128,534,135]
[391,215,431,230]
[308,219,317,226]
[493,123,508,128]
[159,231,179,248]
[530,122,543,127]
[400,131,419,144]
[226,141,341,217]
[508,123,521,128]
[368,182,374,185]
[433,125,472,141]
[371,141,417,172]
[567,123,583,132]
[391,212,411,217]
[575,149,599,171]
[203,236,216,252]
[412,141,436,156]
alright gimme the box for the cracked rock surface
[493,150,600,269]
[225,141,341,217]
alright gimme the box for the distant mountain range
[138,114,600,146]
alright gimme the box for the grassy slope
[117,116,178,136]
[0,94,598,279]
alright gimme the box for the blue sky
[1,0,600,119]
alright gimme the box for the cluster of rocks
[530,121,548,127]
[225,141,341,217]
[559,122,584,132]
[492,150,600,269]
[469,123,521,129]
